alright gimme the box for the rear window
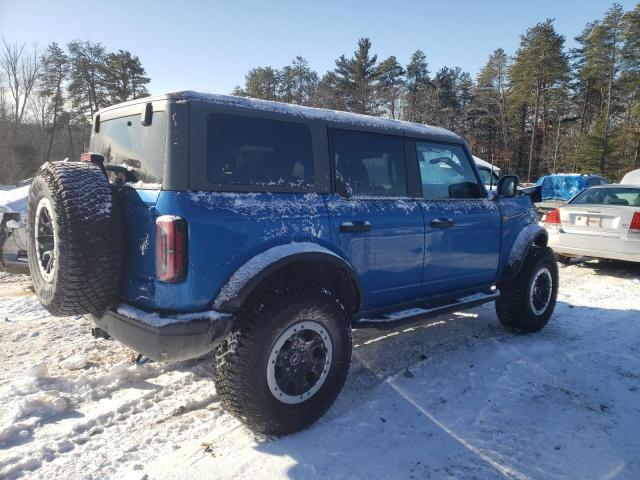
[90,112,167,185]
[207,113,314,188]
[571,187,640,206]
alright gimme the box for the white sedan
[544,184,640,263]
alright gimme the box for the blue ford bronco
[26,92,557,435]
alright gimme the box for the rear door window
[331,129,407,197]
[415,141,483,199]
[207,113,314,188]
[90,112,168,185]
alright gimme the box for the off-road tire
[212,292,352,435]
[26,161,122,316]
[496,246,558,333]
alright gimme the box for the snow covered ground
[1,261,639,480]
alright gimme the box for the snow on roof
[172,91,463,142]
[97,91,463,143]
[472,156,501,173]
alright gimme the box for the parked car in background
[543,184,640,263]
[621,169,640,185]
[0,184,30,274]
[536,173,609,220]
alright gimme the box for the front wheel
[496,246,558,333]
[212,292,352,435]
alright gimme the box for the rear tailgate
[114,187,160,307]
[560,205,637,237]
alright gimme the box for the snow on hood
[0,185,29,214]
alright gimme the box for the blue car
[26,92,557,435]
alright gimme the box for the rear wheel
[212,291,351,435]
[496,246,558,333]
[26,162,122,316]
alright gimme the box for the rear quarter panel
[152,191,331,312]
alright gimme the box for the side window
[477,168,493,186]
[207,113,314,188]
[331,129,407,197]
[415,141,483,200]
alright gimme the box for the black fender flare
[213,242,363,313]
[502,224,549,282]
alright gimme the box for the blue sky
[1,0,637,95]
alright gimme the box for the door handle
[429,218,454,228]
[340,221,372,233]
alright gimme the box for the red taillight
[630,212,640,233]
[545,208,561,225]
[156,215,187,283]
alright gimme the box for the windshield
[571,187,640,206]
[90,112,168,186]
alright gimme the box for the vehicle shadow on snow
[242,299,639,480]
[563,257,640,279]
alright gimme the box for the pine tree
[278,56,318,106]
[234,66,280,101]
[509,19,569,181]
[404,50,431,123]
[473,48,511,167]
[333,38,380,114]
[104,50,150,104]
[38,42,69,162]
[377,56,405,118]
[67,40,109,118]
[620,3,640,170]
[433,67,459,130]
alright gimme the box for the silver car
[544,184,640,263]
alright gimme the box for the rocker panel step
[355,290,500,329]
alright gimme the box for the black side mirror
[496,175,519,198]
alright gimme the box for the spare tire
[26,161,122,316]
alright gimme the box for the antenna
[490,153,497,188]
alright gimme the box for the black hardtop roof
[96,90,465,144]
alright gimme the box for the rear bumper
[548,231,640,263]
[87,305,233,362]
